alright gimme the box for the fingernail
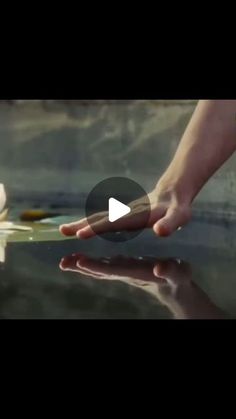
[77,230,86,238]
[153,266,159,277]
[76,259,85,268]
[154,265,166,278]
[59,259,65,270]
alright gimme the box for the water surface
[1,216,236,319]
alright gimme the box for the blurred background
[1,99,236,217]
[3,98,236,249]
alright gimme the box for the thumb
[153,205,191,237]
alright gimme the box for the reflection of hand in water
[60,255,225,319]
[153,260,226,319]
[60,254,162,295]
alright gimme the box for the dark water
[1,218,236,319]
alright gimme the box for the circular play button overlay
[85,177,151,242]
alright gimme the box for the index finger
[77,207,151,239]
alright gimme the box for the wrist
[156,171,195,206]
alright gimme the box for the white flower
[0,184,6,213]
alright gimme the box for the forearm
[159,100,236,204]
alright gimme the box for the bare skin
[60,100,236,239]
[60,255,225,319]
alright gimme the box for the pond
[1,214,235,319]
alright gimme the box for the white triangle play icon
[108,198,131,223]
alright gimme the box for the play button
[109,198,131,222]
[85,177,151,242]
